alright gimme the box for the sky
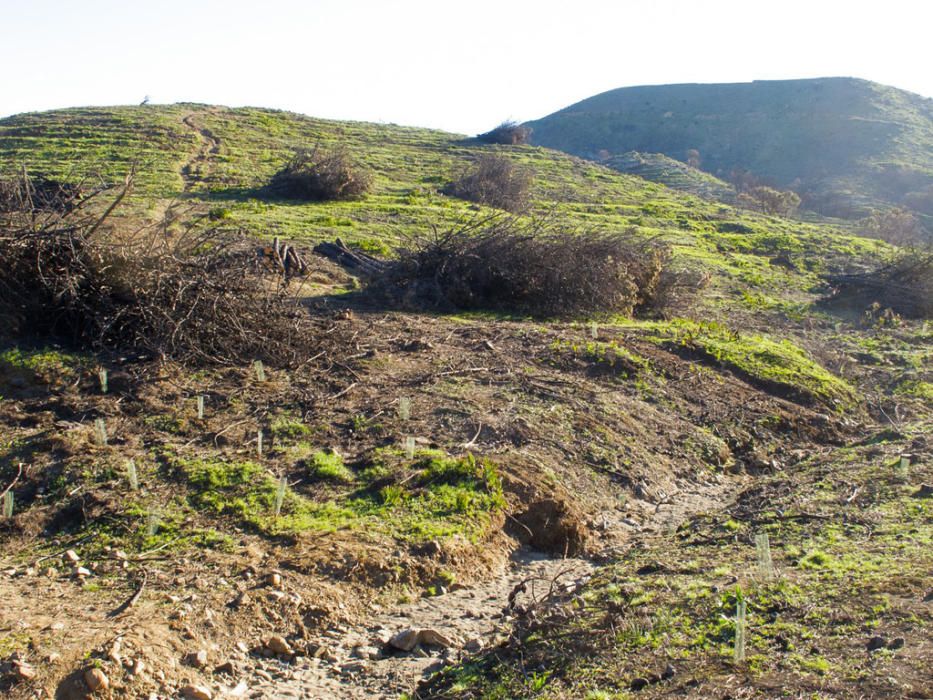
[1,0,930,135]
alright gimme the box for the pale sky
[1,0,930,135]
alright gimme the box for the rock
[13,661,37,680]
[254,668,273,681]
[888,637,905,650]
[351,645,381,660]
[74,566,92,578]
[661,663,675,680]
[630,677,650,691]
[866,636,887,652]
[389,628,421,652]
[64,550,80,564]
[266,635,293,655]
[265,572,283,589]
[190,649,209,668]
[84,667,109,692]
[235,641,249,654]
[228,680,249,697]
[419,629,457,648]
[464,638,483,653]
[214,660,236,675]
[340,661,367,675]
[130,658,145,676]
[913,484,933,498]
[180,684,213,700]
[44,566,57,578]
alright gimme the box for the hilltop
[526,77,933,224]
[0,105,930,700]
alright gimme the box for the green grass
[616,319,858,407]
[164,451,505,543]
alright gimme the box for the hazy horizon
[2,0,930,134]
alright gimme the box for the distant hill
[526,78,933,224]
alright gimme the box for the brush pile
[266,144,372,201]
[0,171,338,367]
[366,216,695,318]
[824,249,933,319]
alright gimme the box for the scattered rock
[389,628,420,652]
[74,566,92,578]
[180,684,213,700]
[64,550,80,564]
[888,637,905,650]
[265,572,283,589]
[340,661,367,675]
[661,663,675,680]
[266,635,293,655]
[254,668,273,682]
[130,658,145,676]
[464,638,483,653]
[419,629,457,648]
[84,667,109,692]
[13,661,37,680]
[351,645,381,661]
[214,660,236,675]
[866,636,887,652]
[189,649,209,668]
[630,677,650,691]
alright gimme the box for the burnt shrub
[366,216,700,318]
[267,145,372,202]
[477,121,532,145]
[442,156,532,213]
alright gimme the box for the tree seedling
[253,360,266,382]
[126,459,139,491]
[398,396,411,421]
[274,475,287,517]
[755,532,774,580]
[196,395,205,420]
[256,430,264,458]
[146,512,160,537]
[734,590,747,663]
[94,418,108,446]
[2,491,13,519]
[590,321,598,339]
[97,367,108,394]
[404,436,416,459]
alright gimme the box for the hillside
[0,105,930,700]
[526,77,933,222]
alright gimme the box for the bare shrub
[736,185,801,217]
[443,156,532,213]
[267,144,372,201]
[0,173,339,367]
[823,248,933,319]
[366,216,695,318]
[857,208,927,247]
[0,169,86,216]
[477,121,532,145]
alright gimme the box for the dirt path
[245,474,743,699]
[180,111,221,192]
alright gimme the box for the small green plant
[308,450,354,483]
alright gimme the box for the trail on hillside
[180,111,221,192]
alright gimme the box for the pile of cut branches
[823,248,933,319]
[0,172,339,367]
[366,216,696,318]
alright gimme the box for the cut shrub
[443,155,532,213]
[267,145,372,201]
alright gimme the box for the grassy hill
[0,105,930,700]
[602,151,737,202]
[525,77,933,223]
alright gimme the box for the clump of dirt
[510,498,588,556]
